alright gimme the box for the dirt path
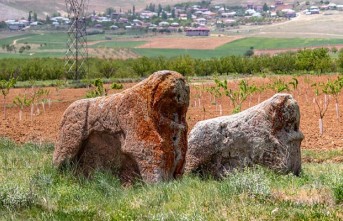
[13,37,29,45]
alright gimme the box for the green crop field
[1,33,343,59]
[0,51,65,59]
[220,37,343,50]
[0,138,342,220]
[0,33,37,46]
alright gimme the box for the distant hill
[2,0,343,20]
[0,0,201,20]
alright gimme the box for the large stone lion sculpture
[53,70,190,183]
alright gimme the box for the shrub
[111,82,123,90]
[86,78,106,98]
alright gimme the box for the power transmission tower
[65,0,89,80]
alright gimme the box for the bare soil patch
[88,48,139,59]
[1,76,343,153]
[137,36,242,50]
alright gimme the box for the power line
[65,0,89,80]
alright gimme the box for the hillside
[0,0,322,21]
[0,0,201,20]
[2,0,343,21]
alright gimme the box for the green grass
[0,51,65,59]
[0,138,342,220]
[302,149,343,163]
[221,38,343,50]
[16,33,67,44]
[0,34,37,46]
[2,34,343,59]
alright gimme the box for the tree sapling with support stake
[0,78,16,119]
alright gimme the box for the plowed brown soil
[1,75,343,152]
[136,36,241,50]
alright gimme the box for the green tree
[99,60,117,78]
[0,21,7,29]
[296,48,333,73]
[165,5,171,12]
[171,9,176,18]
[105,7,115,16]
[131,56,154,77]
[45,15,50,23]
[263,3,269,12]
[19,46,25,54]
[158,4,163,16]
[162,11,168,20]
[244,47,254,57]
[148,3,156,12]
[337,49,343,72]
[168,55,195,76]
[0,77,16,119]
[28,11,32,22]
[33,12,38,22]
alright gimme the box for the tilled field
[1,75,343,153]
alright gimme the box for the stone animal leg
[122,134,166,183]
[53,101,90,168]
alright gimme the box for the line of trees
[0,48,343,81]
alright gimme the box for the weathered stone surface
[185,94,304,178]
[53,70,190,183]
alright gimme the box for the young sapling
[312,82,331,135]
[206,84,222,115]
[268,78,289,93]
[215,78,256,114]
[322,77,342,120]
[13,94,32,120]
[86,79,107,98]
[0,77,16,119]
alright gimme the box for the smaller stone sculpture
[186,93,304,178]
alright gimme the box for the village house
[221,12,236,18]
[179,14,188,20]
[309,6,320,14]
[185,27,210,36]
[140,11,158,19]
[195,18,207,25]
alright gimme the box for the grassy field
[0,138,342,220]
[1,32,343,59]
[0,33,37,46]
